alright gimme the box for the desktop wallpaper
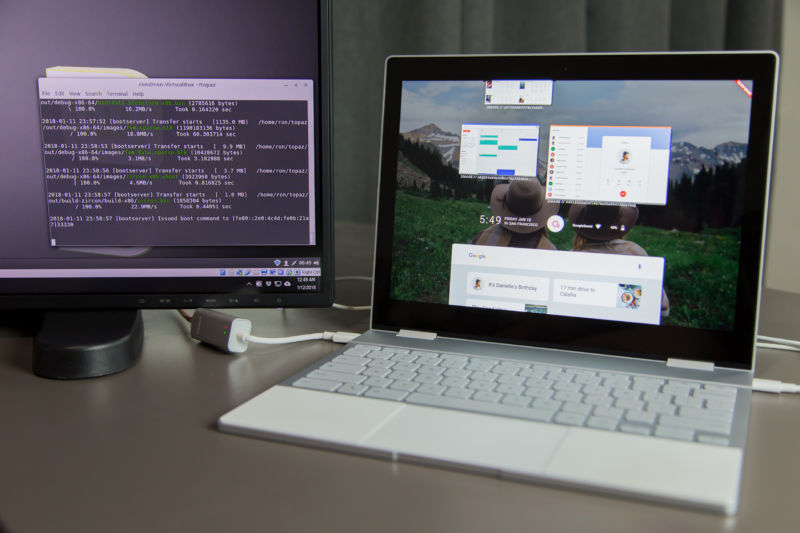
[390,79,753,331]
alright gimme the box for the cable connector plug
[752,378,800,394]
[190,308,251,354]
[326,331,361,344]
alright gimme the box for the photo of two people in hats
[471,179,669,317]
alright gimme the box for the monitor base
[33,309,144,379]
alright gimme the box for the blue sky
[400,79,753,149]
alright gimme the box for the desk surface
[1,222,799,532]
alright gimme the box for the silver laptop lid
[371,52,779,370]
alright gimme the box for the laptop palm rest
[220,386,742,513]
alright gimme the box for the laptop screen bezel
[371,52,778,370]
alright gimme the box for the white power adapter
[190,308,251,353]
[188,308,362,354]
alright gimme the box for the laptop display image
[395,79,745,330]
[219,52,778,515]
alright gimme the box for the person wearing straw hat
[471,179,559,249]
[569,203,669,317]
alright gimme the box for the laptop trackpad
[362,404,568,474]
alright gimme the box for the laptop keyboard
[291,344,738,446]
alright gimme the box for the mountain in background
[670,141,747,180]
[402,123,747,181]
[401,123,461,166]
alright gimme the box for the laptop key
[574,374,602,386]
[642,391,672,404]
[619,423,651,436]
[583,394,614,407]
[586,416,619,431]
[389,380,419,392]
[472,391,502,403]
[705,398,736,411]
[553,390,582,403]
[553,381,581,393]
[519,368,547,379]
[416,383,446,395]
[677,406,734,422]
[466,361,495,372]
[593,406,624,419]
[443,368,470,378]
[440,377,469,388]
[673,395,704,408]
[361,367,391,378]
[554,412,587,426]
[441,359,468,369]
[700,384,738,398]
[614,398,644,411]
[659,415,731,435]
[383,348,410,355]
[412,374,442,385]
[561,402,592,415]
[625,410,656,425]
[344,346,372,356]
[500,394,531,407]
[697,434,730,446]
[492,365,520,375]
[417,365,445,375]
[363,377,392,388]
[611,388,641,400]
[321,362,365,375]
[307,370,365,385]
[332,355,369,366]
[365,387,409,402]
[495,384,524,395]
[497,374,525,386]
[392,362,420,372]
[654,425,695,442]
[467,380,496,392]
[365,350,394,360]
[387,370,416,381]
[581,384,612,396]
[644,402,676,416]
[292,377,342,392]
[444,387,474,399]
[337,383,369,395]
[366,359,395,368]
[524,387,553,399]
[532,398,562,410]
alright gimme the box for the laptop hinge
[397,329,437,341]
[666,358,715,372]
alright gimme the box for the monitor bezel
[371,52,778,370]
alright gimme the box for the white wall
[765,2,800,293]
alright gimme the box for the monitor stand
[32,309,144,379]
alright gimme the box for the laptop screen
[373,53,778,369]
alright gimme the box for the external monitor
[0,0,333,377]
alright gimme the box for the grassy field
[391,190,740,330]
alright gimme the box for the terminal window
[38,77,316,247]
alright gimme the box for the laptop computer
[219,52,779,515]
